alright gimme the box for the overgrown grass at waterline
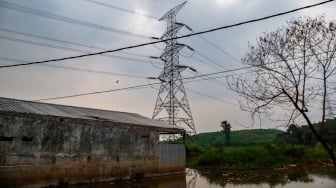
[186,143,332,170]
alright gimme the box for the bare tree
[227,16,336,166]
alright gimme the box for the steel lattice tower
[152,1,196,135]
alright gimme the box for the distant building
[0,97,185,187]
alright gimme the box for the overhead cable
[86,0,241,66]
[0,0,334,69]
[34,83,156,102]
[26,67,253,102]
[190,55,223,70]
[193,50,228,70]
[0,27,149,58]
[197,35,241,64]
[148,82,232,105]
[29,51,336,102]
[0,56,147,79]
[0,0,152,39]
[84,0,157,19]
[0,35,160,65]
[186,88,234,105]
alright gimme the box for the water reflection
[66,175,186,188]
[190,168,336,188]
[186,168,197,188]
[65,168,336,188]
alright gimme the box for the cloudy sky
[0,0,335,133]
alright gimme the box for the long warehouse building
[0,97,185,187]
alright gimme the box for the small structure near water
[0,97,185,187]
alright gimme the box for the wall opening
[141,135,149,139]
[87,155,91,162]
[0,136,13,142]
[22,136,33,142]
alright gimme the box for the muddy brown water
[64,168,336,188]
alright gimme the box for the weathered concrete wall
[0,112,185,187]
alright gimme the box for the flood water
[67,168,336,188]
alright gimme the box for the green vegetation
[277,119,336,146]
[186,129,283,147]
[187,143,330,170]
[185,125,335,170]
[220,120,231,145]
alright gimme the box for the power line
[29,67,252,102]
[177,31,230,71]
[188,55,220,70]
[186,88,234,105]
[1,49,228,89]
[0,68,240,105]
[0,0,152,39]
[84,0,157,19]
[0,0,334,69]
[181,51,336,84]
[148,82,232,105]
[84,0,239,71]
[0,35,161,65]
[2,61,334,112]
[0,27,101,49]
[194,50,228,70]
[178,46,229,88]
[197,72,227,87]
[0,27,150,58]
[2,47,332,85]
[33,83,157,102]
[197,35,241,64]
[85,0,241,67]
[181,28,241,65]
[0,56,147,79]
[4,51,334,102]
[85,0,242,72]
[2,56,335,106]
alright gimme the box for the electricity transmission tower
[152,1,196,135]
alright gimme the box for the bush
[187,143,331,169]
[305,143,329,160]
[186,143,205,155]
[191,146,282,169]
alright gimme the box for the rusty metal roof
[0,97,179,130]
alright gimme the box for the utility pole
[152,1,196,137]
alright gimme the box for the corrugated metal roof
[0,97,176,129]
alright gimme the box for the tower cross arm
[159,1,187,21]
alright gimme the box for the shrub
[188,143,334,169]
[186,143,205,154]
